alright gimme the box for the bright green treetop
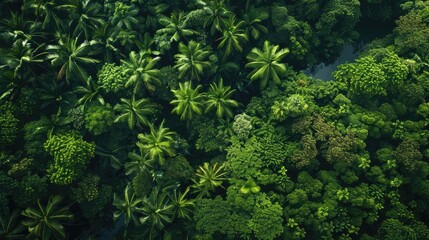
[44,132,95,185]
[114,96,157,130]
[246,40,289,89]
[170,81,205,121]
[174,41,211,81]
[205,79,238,119]
[136,121,175,165]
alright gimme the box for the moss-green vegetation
[0,0,428,239]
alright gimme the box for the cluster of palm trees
[1,0,290,105]
[0,0,292,239]
[171,79,238,123]
[114,159,228,238]
[112,183,194,239]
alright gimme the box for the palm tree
[46,35,100,83]
[0,208,26,239]
[157,11,196,42]
[21,195,74,240]
[174,41,211,81]
[0,39,48,80]
[141,3,169,31]
[197,0,233,35]
[170,81,205,122]
[24,0,70,30]
[205,79,238,119]
[217,16,248,59]
[121,51,161,93]
[191,162,227,198]
[37,77,73,113]
[113,184,142,227]
[74,76,104,111]
[92,23,124,62]
[0,12,47,79]
[68,0,105,40]
[240,5,268,40]
[113,96,157,130]
[139,187,174,239]
[0,11,45,45]
[139,33,160,56]
[124,151,156,176]
[168,187,194,220]
[245,40,289,89]
[112,29,140,52]
[136,121,175,165]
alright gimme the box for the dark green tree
[217,16,248,59]
[47,36,100,83]
[174,41,211,81]
[21,196,74,240]
[157,12,196,42]
[114,96,157,130]
[197,0,233,35]
[0,208,26,240]
[205,79,238,119]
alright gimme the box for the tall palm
[68,0,105,40]
[37,77,72,112]
[46,36,100,83]
[0,12,45,45]
[92,23,122,62]
[168,187,194,220]
[205,79,238,119]
[124,151,156,176]
[0,208,26,239]
[141,3,169,31]
[74,76,104,111]
[174,41,211,81]
[140,187,174,239]
[113,184,142,227]
[157,11,196,42]
[240,5,268,40]
[170,81,205,122]
[245,40,289,89]
[113,96,157,130]
[21,196,74,240]
[121,51,161,93]
[139,33,161,56]
[136,121,175,165]
[0,39,48,79]
[24,0,71,30]
[191,162,227,198]
[217,16,248,59]
[197,0,233,35]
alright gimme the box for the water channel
[304,19,395,81]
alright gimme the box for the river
[303,43,360,80]
[304,19,395,80]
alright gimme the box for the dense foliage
[1,0,428,239]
